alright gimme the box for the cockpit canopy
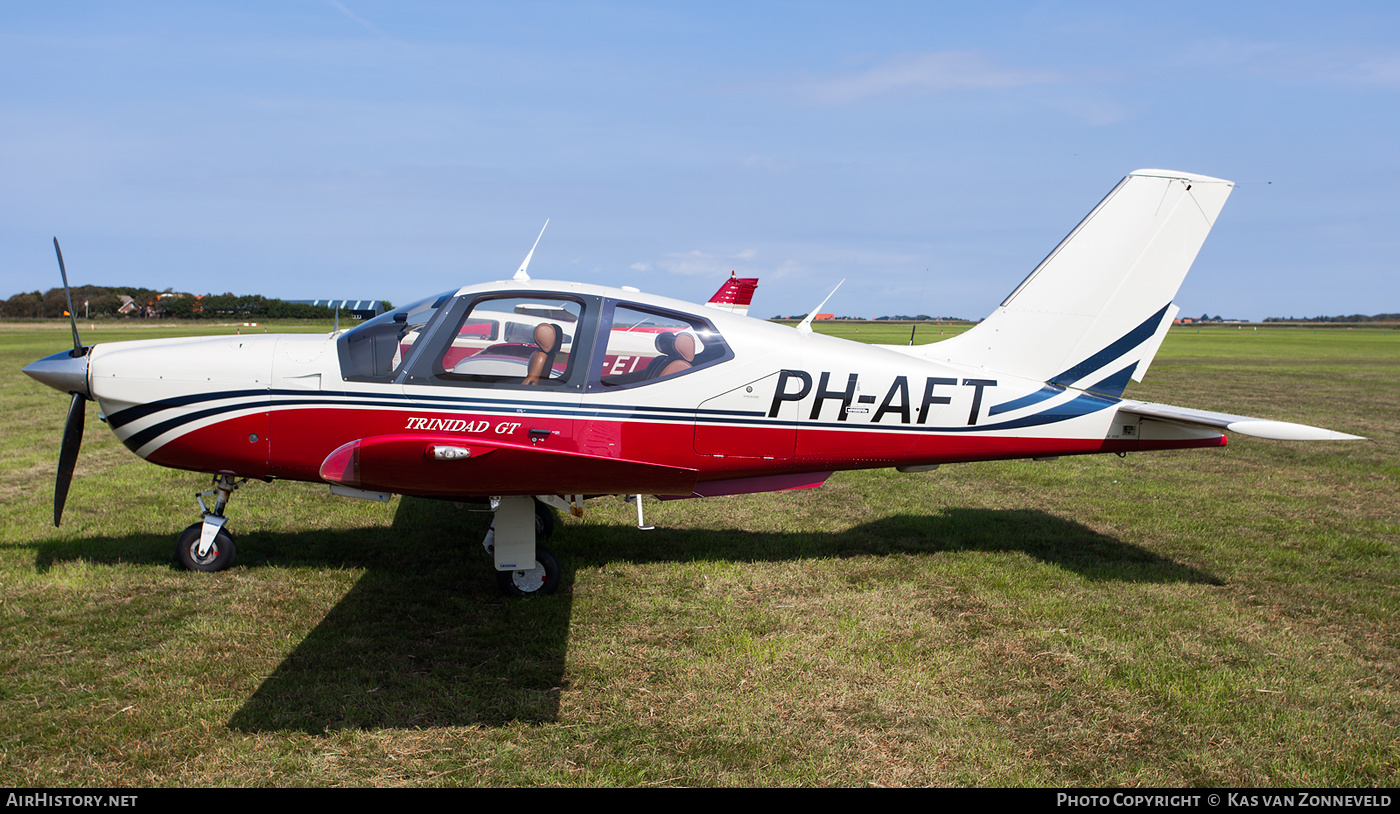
[337,287,732,390]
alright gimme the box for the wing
[320,434,700,497]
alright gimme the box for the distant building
[289,299,387,320]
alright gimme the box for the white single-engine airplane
[25,170,1361,596]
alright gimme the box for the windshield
[339,291,453,381]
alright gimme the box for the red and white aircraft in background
[25,170,1361,596]
[705,272,759,317]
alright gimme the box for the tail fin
[705,271,759,317]
[919,169,1233,396]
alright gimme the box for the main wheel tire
[496,543,560,597]
[175,522,236,572]
[534,498,556,540]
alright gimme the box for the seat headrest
[534,323,562,353]
[672,332,696,362]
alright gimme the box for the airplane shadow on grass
[31,497,1221,733]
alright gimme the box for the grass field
[0,319,1395,787]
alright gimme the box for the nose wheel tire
[496,544,560,597]
[175,522,236,572]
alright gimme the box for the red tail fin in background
[705,271,759,317]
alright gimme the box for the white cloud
[1320,52,1400,88]
[1181,39,1400,89]
[321,0,398,42]
[631,248,764,278]
[656,249,730,277]
[769,259,806,280]
[1040,95,1132,127]
[630,246,806,281]
[801,51,1062,104]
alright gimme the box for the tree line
[1262,313,1400,323]
[1,286,384,320]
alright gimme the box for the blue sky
[2,2,1396,320]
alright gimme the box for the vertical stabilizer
[917,170,1233,395]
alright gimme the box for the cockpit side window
[590,303,732,390]
[337,292,452,383]
[406,294,590,389]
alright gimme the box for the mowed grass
[0,319,1395,787]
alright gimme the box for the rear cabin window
[593,304,731,389]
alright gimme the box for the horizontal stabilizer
[1118,401,1365,441]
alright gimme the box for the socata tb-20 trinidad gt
[25,169,1362,596]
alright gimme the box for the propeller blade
[52,238,84,358]
[55,391,86,527]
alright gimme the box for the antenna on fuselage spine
[796,279,844,334]
[513,220,550,282]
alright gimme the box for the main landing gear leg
[483,496,560,597]
[175,474,243,572]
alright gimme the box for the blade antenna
[53,238,85,357]
[796,279,844,334]
[513,220,549,282]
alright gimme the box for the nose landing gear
[175,474,244,572]
[175,520,235,572]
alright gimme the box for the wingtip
[1223,419,1367,442]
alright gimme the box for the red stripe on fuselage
[137,403,1225,494]
[144,411,272,478]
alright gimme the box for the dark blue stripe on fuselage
[115,384,1120,451]
[108,386,769,432]
[121,402,260,453]
[107,388,270,430]
[989,384,1065,416]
